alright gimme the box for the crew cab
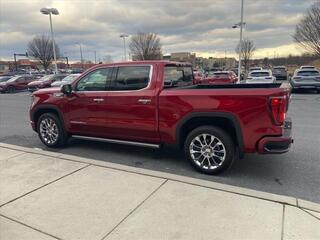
[30,61,293,174]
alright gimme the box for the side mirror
[61,84,72,96]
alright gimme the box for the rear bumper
[257,118,293,154]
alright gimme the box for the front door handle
[138,98,151,104]
[93,98,104,102]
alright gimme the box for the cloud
[0,0,315,62]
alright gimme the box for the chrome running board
[72,135,160,149]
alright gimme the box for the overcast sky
[0,0,316,62]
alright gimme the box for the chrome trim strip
[72,135,160,149]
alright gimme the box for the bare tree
[294,1,320,56]
[236,38,256,73]
[27,35,60,71]
[129,32,162,60]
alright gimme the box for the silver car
[290,69,320,92]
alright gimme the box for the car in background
[230,68,244,81]
[28,74,68,92]
[246,70,276,84]
[272,66,287,80]
[290,69,320,92]
[249,67,263,72]
[51,74,81,87]
[300,66,316,70]
[193,70,204,84]
[201,71,238,84]
[0,75,39,93]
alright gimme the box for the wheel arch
[176,112,244,158]
[31,105,65,132]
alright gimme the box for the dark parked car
[272,66,287,80]
[0,75,39,93]
[28,74,68,92]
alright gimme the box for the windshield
[61,74,80,83]
[0,76,11,82]
[250,72,270,77]
[7,76,21,82]
[297,71,320,76]
[38,75,53,81]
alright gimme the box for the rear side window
[76,68,112,91]
[164,66,193,88]
[111,66,150,91]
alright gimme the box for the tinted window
[250,72,270,77]
[297,70,319,76]
[111,66,150,91]
[76,68,111,91]
[164,66,193,88]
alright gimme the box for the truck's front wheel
[184,126,235,175]
[37,113,68,148]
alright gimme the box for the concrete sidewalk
[0,143,319,240]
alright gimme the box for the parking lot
[0,90,320,203]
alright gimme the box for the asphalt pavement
[0,90,319,203]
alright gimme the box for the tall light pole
[120,34,129,61]
[232,0,245,83]
[77,43,84,69]
[40,7,59,74]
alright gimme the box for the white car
[50,74,81,87]
[290,69,320,92]
[246,70,276,84]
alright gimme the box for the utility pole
[78,43,83,69]
[94,51,97,64]
[120,34,129,61]
[238,0,244,82]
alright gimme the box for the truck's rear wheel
[184,126,235,175]
[37,113,68,148]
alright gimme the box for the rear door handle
[138,98,151,104]
[93,98,104,102]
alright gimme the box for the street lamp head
[120,34,129,38]
[40,7,59,15]
[40,8,50,15]
[232,24,239,29]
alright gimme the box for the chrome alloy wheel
[39,118,59,145]
[189,134,226,170]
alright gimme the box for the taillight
[269,97,286,125]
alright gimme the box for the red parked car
[30,61,293,174]
[0,75,40,93]
[28,74,68,92]
[201,71,238,84]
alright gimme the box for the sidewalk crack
[281,204,285,240]
[101,179,168,240]
[0,214,63,240]
[0,164,90,208]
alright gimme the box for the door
[64,67,112,137]
[104,65,159,143]
[15,77,26,90]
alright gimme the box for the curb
[1,142,319,212]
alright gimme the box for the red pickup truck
[30,61,293,174]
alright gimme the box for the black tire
[7,86,15,93]
[184,126,235,175]
[37,113,68,148]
